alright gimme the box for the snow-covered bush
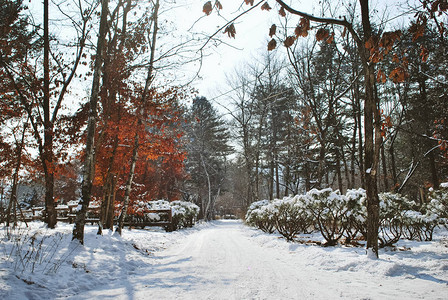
[170,201,200,230]
[272,196,313,241]
[401,207,438,241]
[127,200,199,231]
[378,192,416,247]
[344,188,367,242]
[303,188,348,246]
[245,200,275,233]
[427,182,448,226]
[244,185,448,247]
[401,183,448,240]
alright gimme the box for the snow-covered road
[3,220,447,299]
[70,220,448,300]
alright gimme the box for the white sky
[24,0,418,114]
[169,0,418,109]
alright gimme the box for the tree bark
[360,0,379,258]
[72,0,109,244]
[43,0,57,229]
[6,122,28,227]
[116,133,139,235]
[115,0,159,235]
[381,142,389,191]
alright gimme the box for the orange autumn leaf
[389,67,408,83]
[215,0,222,10]
[377,68,387,83]
[420,45,429,62]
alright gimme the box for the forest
[0,0,447,258]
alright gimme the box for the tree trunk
[72,0,109,244]
[6,122,28,227]
[381,142,389,191]
[389,132,398,190]
[360,0,379,258]
[274,0,380,256]
[356,85,365,189]
[115,0,159,235]
[336,149,344,194]
[116,133,139,235]
[428,147,439,189]
[42,0,57,229]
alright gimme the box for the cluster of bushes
[128,200,200,231]
[246,184,448,247]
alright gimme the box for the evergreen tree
[185,96,232,220]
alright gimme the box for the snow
[1,220,448,299]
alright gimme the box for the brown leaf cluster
[269,24,276,38]
[389,66,408,83]
[283,36,296,48]
[279,7,286,17]
[267,38,277,51]
[294,18,310,37]
[315,28,330,41]
[261,2,271,11]
[203,1,212,15]
[224,23,236,38]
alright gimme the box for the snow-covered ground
[1,220,447,299]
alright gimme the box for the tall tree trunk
[350,100,358,189]
[275,0,380,256]
[381,142,389,191]
[115,0,160,235]
[116,133,139,234]
[269,155,274,200]
[106,176,117,228]
[341,144,351,190]
[428,146,439,189]
[356,85,365,189]
[360,0,379,258]
[336,149,344,194]
[72,0,109,244]
[43,0,57,229]
[98,135,119,235]
[6,123,27,227]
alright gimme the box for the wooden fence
[11,205,173,230]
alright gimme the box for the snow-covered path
[69,220,448,300]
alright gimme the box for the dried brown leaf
[224,23,236,38]
[269,24,276,38]
[261,2,271,11]
[279,6,286,17]
[315,28,329,41]
[284,36,296,48]
[268,38,277,51]
[203,1,212,15]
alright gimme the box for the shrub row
[129,200,200,231]
[245,184,448,246]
